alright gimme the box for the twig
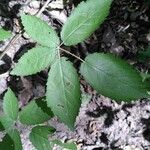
[59,47,85,62]
[0,33,22,60]
[36,0,52,17]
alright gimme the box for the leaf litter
[0,0,150,150]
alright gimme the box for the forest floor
[0,0,150,150]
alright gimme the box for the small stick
[0,33,22,60]
[36,0,52,17]
[59,47,85,62]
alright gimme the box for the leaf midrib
[86,61,147,91]
[57,57,69,117]
[32,131,49,141]
[63,9,99,44]
[10,98,16,120]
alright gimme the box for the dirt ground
[0,0,150,150]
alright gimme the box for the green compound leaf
[3,88,19,121]
[19,98,53,125]
[46,57,81,130]
[80,53,150,101]
[0,28,11,41]
[8,129,22,150]
[61,0,112,46]
[29,125,55,150]
[21,14,59,47]
[11,46,57,76]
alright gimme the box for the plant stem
[59,47,85,62]
[36,0,52,17]
[0,33,22,60]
